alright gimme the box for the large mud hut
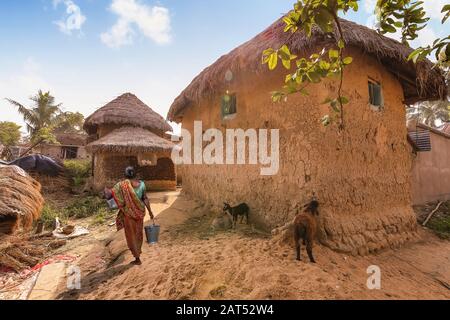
[85,93,176,192]
[168,18,447,255]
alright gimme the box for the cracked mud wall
[179,48,418,255]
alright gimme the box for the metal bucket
[145,224,160,244]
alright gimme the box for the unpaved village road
[56,191,450,300]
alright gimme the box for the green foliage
[6,90,62,142]
[65,196,109,219]
[376,0,429,44]
[39,204,68,229]
[0,121,21,146]
[375,1,449,66]
[91,208,115,226]
[6,91,86,148]
[428,215,450,240]
[264,0,448,129]
[32,127,58,144]
[55,111,85,133]
[263,0,359,128]
[64,159,91,187]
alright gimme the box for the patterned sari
[111,180,147,259]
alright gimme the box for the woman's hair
[125,166,136,179]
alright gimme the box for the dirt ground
[54,191,450,300]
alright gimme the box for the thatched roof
[55,132,87,146]
[168,18,447,122]
[0,165,44,235]
[86,126,174,154]
[84,93,172,135]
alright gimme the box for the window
[61,146,78,159]
[221,92,237,118]
[368,80,383,108]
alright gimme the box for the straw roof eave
[86,126,174,154]
[167,18,447,122]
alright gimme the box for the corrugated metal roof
[408,128,431,152]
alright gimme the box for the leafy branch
[262,0,359,129]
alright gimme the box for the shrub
[39,204,68,229]
[428,215,450,240]
[64,159,91,187]
[65,196,108,219]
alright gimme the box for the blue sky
[0,0,447,135]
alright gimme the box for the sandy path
[57,192,450,300]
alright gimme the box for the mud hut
[85,93,176,192]
[0,165,44,234]
[39,132,89,160]
[167,18,447,255]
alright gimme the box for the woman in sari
[106,166,154,265]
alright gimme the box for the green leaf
[329,49,339,59]
[282,59,291,70]
[268,52,278,70]
[342,57,353,65]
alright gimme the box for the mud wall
[411,131,450,205]
[179,47,417,255]
[92,153,176,191]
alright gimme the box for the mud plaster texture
[178,48,418,256]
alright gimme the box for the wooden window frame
[368,79,384,110]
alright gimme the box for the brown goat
[294,200,319,263]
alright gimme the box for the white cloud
[415,26,438,48]
[54,0,86,35]
[422,0,447,20]
[101,0,171,48]
[0,58,53,132]
[101,18,134,48]
[364,0,377,14]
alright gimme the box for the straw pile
[0,234,66,272]
[0,165,44,235]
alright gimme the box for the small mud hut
[167,18,447,255]
[0,165,44,234]
[85,93,176,192]
[39,132,89,160]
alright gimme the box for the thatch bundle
[0,234,66,272]
[86,126,174,154]
[0,165,44,235]
[168,18,447,122]
[84,93,173,136]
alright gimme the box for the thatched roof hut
[85,93,172,136]
[86,126,174,154]
[164,17,442,255]
[0,165,44,235]
[85,93,176,192]
[55,132,87,146]
[168,18,447,122]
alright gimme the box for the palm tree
[407,100,450,127]
[6,90,62,141]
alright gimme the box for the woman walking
[106,166,154,265]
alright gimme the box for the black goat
[223,202,250,228]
